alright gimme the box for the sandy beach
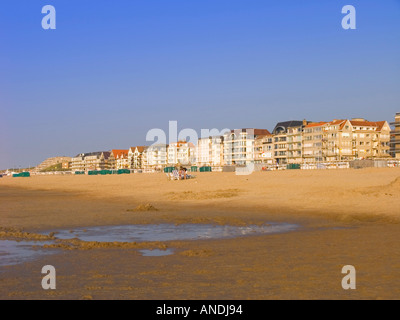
[1,168,400,299]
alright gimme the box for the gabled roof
[129,146,146,153]
[305,122,329,128]
[375,121,388,131]
[111,149,129,159]
[350,120,388,131]
[329,119,347,130]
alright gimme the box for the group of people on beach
[172,167,191,180]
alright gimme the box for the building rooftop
[304,122,329,128]
[229,128,271,136]
[110,149,129,159]
[272,121,305,134]
[74,151,110,159]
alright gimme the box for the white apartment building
[223,129,271,166]
[196,136,224,167]
[143,144,167,169]
[167,141,195,166]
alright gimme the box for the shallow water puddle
[139,249,174,257]
[0,223,298,267]
[53,223,298,242]
[0,240,53,268]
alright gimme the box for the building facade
[71,151,111,172]
[390,113,400,159]
[143,144,168,169]
[303,122,329,163]
[350,119,391,159]
[167,141,196,166]
[128,146,146,169]
[272,121,306,165]
[303,119,391,163]
[109,150,129,169]
[254,134,274,164]
[197,136,224,167]
[223,129,271,166]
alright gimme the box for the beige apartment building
[350,119,391,159]
[108,150,129,169]
[303,119,391,163]
[254,134,274,164]
[272,121,306,165]
[323,119,353,161]
[303,122,328,162]
[197,136,224,167]
[128,146,146,169]
[71,151,111,172]
[391,113,400,158]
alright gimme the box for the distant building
[196,136,224,167]
[303,118,391,163]
[390,113,400,158]
[128,146,146,169]
[272,120,306,165]
[254,134,274,164]
[109,150,129,169]
[167,141,195,166]
[143,144,167,169]
[350,119,391,159]
[223,129,271,166]
[71,152,111,172]
[303,122,330,163]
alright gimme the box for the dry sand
[0,168,399,299]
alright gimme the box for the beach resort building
[350,119,391,159]
[303,119,391,163]
[390,113,400,158]
[223,129,271,166]
[142,144,168,169]
[303,122,330,163]
[323,119,353,162]
[254,134,274,164]
[71,151,111,172]
[167,141,196,166]
[108,150,130,169]
[272,120,306,165]
[196,136,224,167]
[128,146,146,169]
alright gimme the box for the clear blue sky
[1,0,400,169]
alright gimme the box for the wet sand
[1,168,400,299]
